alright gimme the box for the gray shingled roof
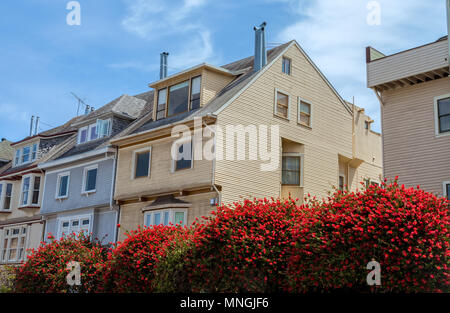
[128,41,293,136]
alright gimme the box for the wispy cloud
[114,0,215,72]
[275,0,446,131]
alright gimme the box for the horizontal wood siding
[381,77,450,196]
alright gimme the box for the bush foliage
[14,180,450,293]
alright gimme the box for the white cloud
[0,103,29,124]
[276,0,447,131]
[115,0,215,72]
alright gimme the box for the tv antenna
[70,92,90,116]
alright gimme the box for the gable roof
[113,40,354,144]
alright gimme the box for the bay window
[19,175,41,207]
[21,177,30,206]
[0,226,27,263]
[78,119,111,144]
[58,215,92,238]
[144,209,187,227]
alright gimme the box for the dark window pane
[4,184,12,210]
[176,142,192,170]
[32,177,40,204]
[168,81,189,116]
[190,76,201,110]
[447,184,450,200]
[86,169,97,191]
[135,152,150,178]
[438,98,450,115]
[157,89,167,120]
[282,156,300,185]
[59,176,68,197]
[439,115,450,133]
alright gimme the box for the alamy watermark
[366,260,381,286]
[366,1,381,26]
[66,1,81,26]
[66,261,81,286]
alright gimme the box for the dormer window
[14,143,38,166]
[78,119,111,144]
[156,76,202,120]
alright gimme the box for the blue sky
[0,0,447,141]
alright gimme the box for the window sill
[435,131,450,138]
[56,197,68,201]
[297,122,312,130]
[273,114,290,122]
[82,190,96,196]
[281,184,304,188]
[18,205,40,210]
[0,210,12,214]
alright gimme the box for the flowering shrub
[286,180,450,292]
[184,199,299,292]
[0,265,16,293]
[102,225,191,293]
[15,233,109,293]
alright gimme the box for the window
[31,144,38,161]
[58,215,91,238]
[83,166,97,193]
[282,57,291,75]
[364,121,370,130]
[96,119,111,138]
[78,127,88,144]
[157,76,203,120]
[339,175,345,191]
[443,181,450,201]
[190,76,201,110]
[32,177,40,205]
[174,140,193,171]
[3,184,12,210]
[56,172,70,199]
[134,149,151,178]
[21,177,30,206]
[275,90,289,119]
[298,99,312,127]
[156,88,167,120]
[144,209,187,227]
[0,226,27,263]
[436,96,450,134]
[78,119,111,144]
[21,146,30,164]
[14,150,20,166]
[168,81,190,116]
[282,155,303,185]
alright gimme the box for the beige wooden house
[112,34,382,240]
[366,34,449,199]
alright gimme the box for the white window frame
[171,139,194,173]
[55,172,70,200]
[297,98,313,128]
[14,149,21,166]
[132,147,152,179]
[81,164,98,194]
[282,56,291,75]
[57,214,93,239]
[0,225,28,263]
[0,182,13,211]
[19,175,32,207]
[31,143,38,161]
[274,88,290,120]
[96,118,111,138]
[443,180,450,199]
[78,126,89,144]
[281,153,304,187]
[143,209,187,227]
[434,94,450,137]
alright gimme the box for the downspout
[203,119,221,205]
[110,146,120,243]
[372,88,386,179]
[38,167,47,242]
[447,0,450,70]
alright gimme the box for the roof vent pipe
[84,105,90,115]
[34,116,40,135]
[29,116,34,137]
[254,22,267,72]
[160,52,169,79]
[446,0,450,68]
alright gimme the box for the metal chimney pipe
[447,0,450,68]
[30,116,34,137]
[254,22,267,72]
[160,52,169,79]
[84,105,90,115]
[34,116,40,135]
